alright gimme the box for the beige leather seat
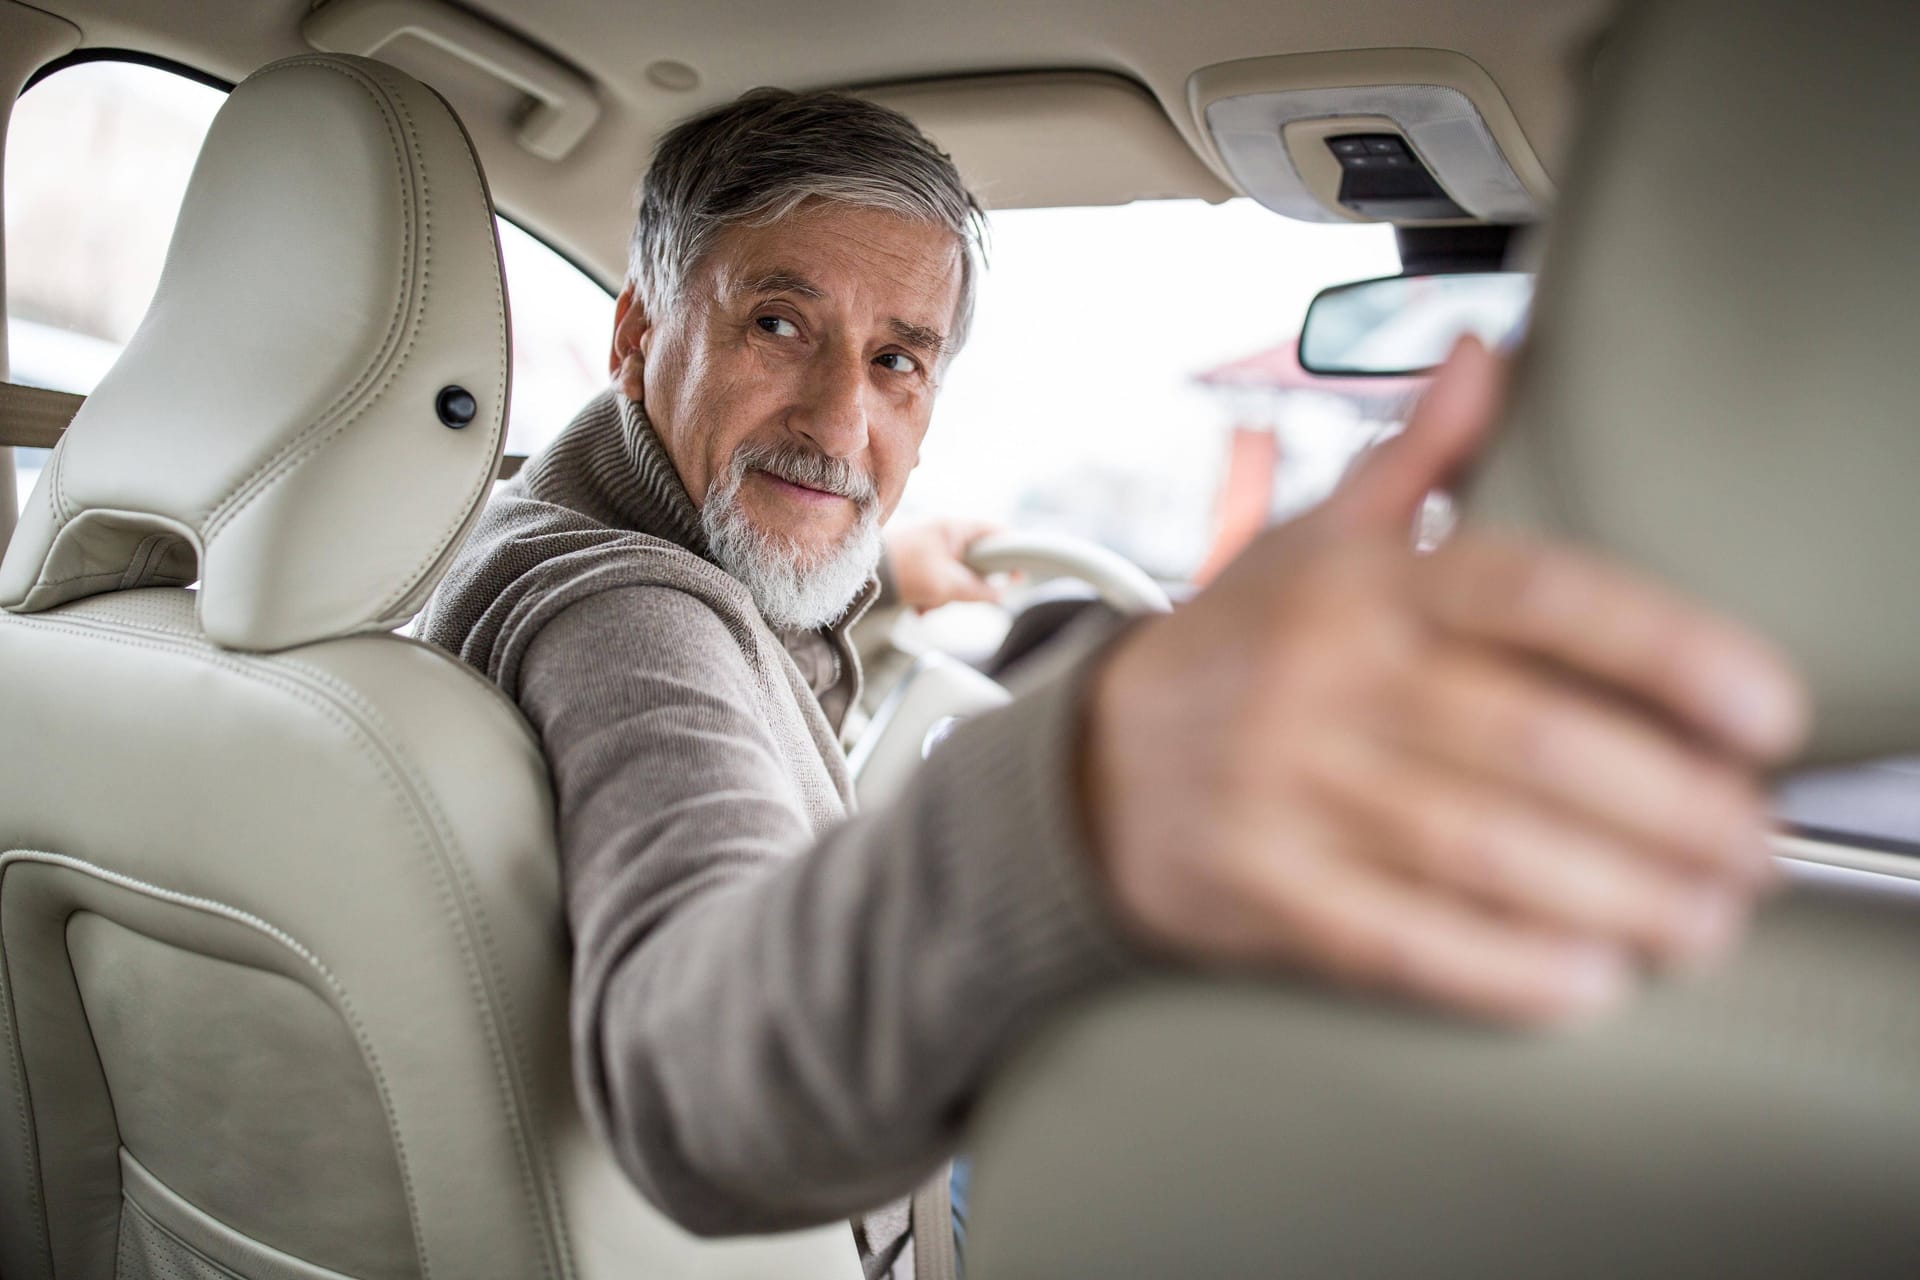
[0,54,856,1279]
[964,0,1920,1275]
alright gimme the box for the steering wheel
[849,531,1169,808]
[962,530,1174,616]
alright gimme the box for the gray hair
[628,88,987,351]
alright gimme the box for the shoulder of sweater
[456,492,710,585]
[427,491,754,659]
[476,504,755,621]
[512,567,796,716]
[524,573,762,669]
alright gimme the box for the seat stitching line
[281,644,567,1280]
[368,69,510,623]
[23,566,138,591]
[221,59,556,1273]
[10,57,413,610]
[48,432,67,525]
[116,534,166,591]
[5,850,394,1278]
[26,605,546,760]
[120,1193,246,1279]
[0,620,441,1280]
[201,58,418,530]
[6,609,563,1279]
[0,860,56,1275]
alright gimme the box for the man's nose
[789,346,870,459]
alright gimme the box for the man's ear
[609,282,650,400]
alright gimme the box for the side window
[3,61,220,510]
[493,220,614,458]
[4,58,611,514]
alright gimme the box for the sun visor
[1191,50,1555,225]
[861,72,1230,209]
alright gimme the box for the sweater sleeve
[514,584,1139,1235]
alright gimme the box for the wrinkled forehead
[700,202,966,336]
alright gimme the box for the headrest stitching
[116,534,168,590]
[198,57,418,537]
[4,55,506,643]
[24,564,135,592]
[366,75,508,621]
[45,433,66,525]
[201,57,505,638]
[10,58,416,607]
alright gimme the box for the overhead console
[1190,49,1555,225]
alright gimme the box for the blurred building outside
[1190,337,1426,583]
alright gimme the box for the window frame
[22,48,617,294]
[7,47,618,476]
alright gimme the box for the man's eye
[756,316,800,338]
[876,352,920,374]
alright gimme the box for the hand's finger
[940,566,1001,604]
[1235,844,1634,1027]
[1387,647,1776,884]
[1321,335,1505,536]
[1320,753,1753,966]
[1421,535,1808,763]
[950,520,1002,553]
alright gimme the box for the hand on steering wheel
[961,530,1173,617]
[852,530,1168,809]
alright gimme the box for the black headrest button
[436,385,478,429]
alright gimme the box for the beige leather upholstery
[1468,0,1920,766]
[965,0,1920,1274]
[0,54,857,1279]
[0,54,506,652]
[968,856,1920,1280]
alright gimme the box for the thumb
[1320,334,1506,536]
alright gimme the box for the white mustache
[733,441,878,509]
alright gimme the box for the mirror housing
[1299,271,1532,377]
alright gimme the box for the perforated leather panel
[119,1202,243,1280]
[67,912,412,1277]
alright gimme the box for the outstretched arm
[519,586,1131,1233]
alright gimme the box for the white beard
[701,440,882,631]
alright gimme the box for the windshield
[901,199,1402,585]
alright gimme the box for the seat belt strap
[0,380,529,479]
[0,381,83,449]
[909,1164,960,1280]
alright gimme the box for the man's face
[611,202,963,567]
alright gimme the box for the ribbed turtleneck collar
[447,386,882,730]
[512,386,883,641]
[613,392,711,554]
[517,387,711,559]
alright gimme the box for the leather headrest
[0,55,507,651]
[1467,0,1920,765]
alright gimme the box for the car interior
[0,0,1914,1276]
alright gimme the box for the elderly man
[421,89,1804,1276]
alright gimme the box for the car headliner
[23,0,1613,287]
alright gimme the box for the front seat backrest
[1468,0,1920,765]
[0,54,857,1280]
[963,1,1920,1276]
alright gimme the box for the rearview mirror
[1299,272,1533,377]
